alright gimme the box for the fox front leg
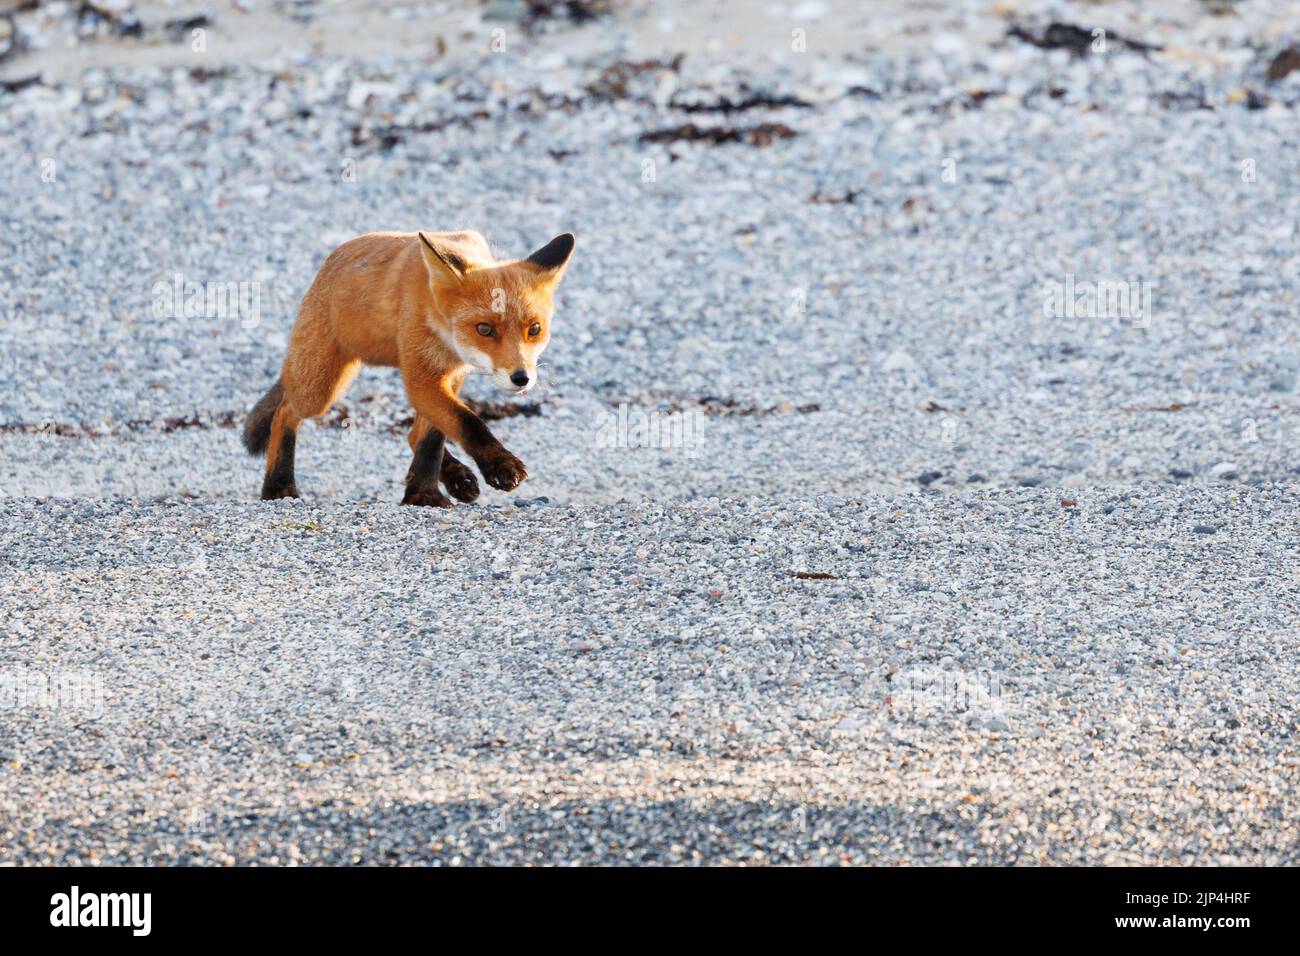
[453,406,527,491]
[438,447,480,502]
[401,426,451,508]
[403,370,527,493]
[405,415,479,503]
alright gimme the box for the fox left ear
[418,231,468,282]
[526,233,576,283]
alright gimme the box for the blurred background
[3,0,1299,503]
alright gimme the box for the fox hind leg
[259,347,359,501]
[261,402,303,500]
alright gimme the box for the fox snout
[492,366,535,393]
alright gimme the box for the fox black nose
[510,370,530,387]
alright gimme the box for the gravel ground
[2,490,1297,864]
[1,0,1299,864]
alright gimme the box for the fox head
[419,230,576,394]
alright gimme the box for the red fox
[242,230,575,505]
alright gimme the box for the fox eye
[476,323,494,337]
[528,323,542,337]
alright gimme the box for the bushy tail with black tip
[242,379,284,456]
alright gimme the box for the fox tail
[242,379,284,456]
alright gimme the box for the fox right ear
[525,233,576,281]
[418,232,467,281]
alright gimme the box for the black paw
[261,483,300,501]
[480,450,527,491]
[400,488,452,508]
[441,459,480,503]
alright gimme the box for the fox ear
[525,233,575,283]
[418,232,467,282]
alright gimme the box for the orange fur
[244,230,575,503]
